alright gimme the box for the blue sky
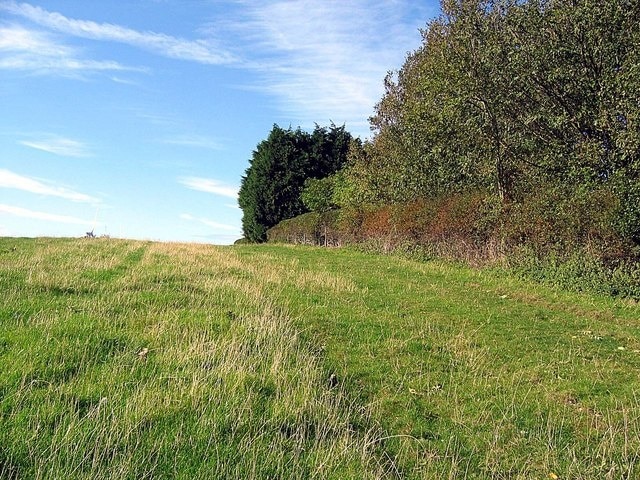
[0,0,438,244]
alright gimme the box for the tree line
[239,0,639,290]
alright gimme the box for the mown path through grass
[1,238,639,479]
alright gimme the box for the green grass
[1,238,639,479]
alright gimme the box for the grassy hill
[1,238,639,479]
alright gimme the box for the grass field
[1,238,639,479]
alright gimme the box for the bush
[507,246,640,299]
[501,185,633,262]
[301,176,338,213]
[267,212,320,245]
[267,211,344,247]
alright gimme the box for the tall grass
[2,238,640,479]
[0,239,387,479]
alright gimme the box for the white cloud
[215,0,436,137]
[179,176,238,199]
[0,55,137,73]
[161,134,223,150]
[0,23,71,55]
[0,169,100,204]
[0,24,141,75]
[0,204,94,225]
[133,110,180,127]
[1,1,236,65]
[1,1,434,135]
[19,135,91,157]
[180,213,240,232]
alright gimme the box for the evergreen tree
[238,124,352,242]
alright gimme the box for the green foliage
[266,0,636,297]
[301,175,338,213]
[238,124,352,242]
[238,125,309,243]
[614,178,640,243]
[335,0,639,251]
[331,140,389,207]
[268,186,639,299]
[501,184,627,258]
[507,246,640,299]
[267,210,342,247]
[267,212,321,245]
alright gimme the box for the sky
[0,0,439,244]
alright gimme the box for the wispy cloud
[214,0,436,136]
[180,213,240,232]
[1,1,236,65]
[161,134,223,150]
[0,22,70,55]
[110,76,139,86]
[19,135,91,157]
[2,0,434,136]
[0,203,94,225]
[0,24,140,75]
[0,169,100,204]
[133,110,180,127]
[179,176,238,199]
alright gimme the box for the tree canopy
[336,0,639,240]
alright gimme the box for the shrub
[267,212,321,245]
